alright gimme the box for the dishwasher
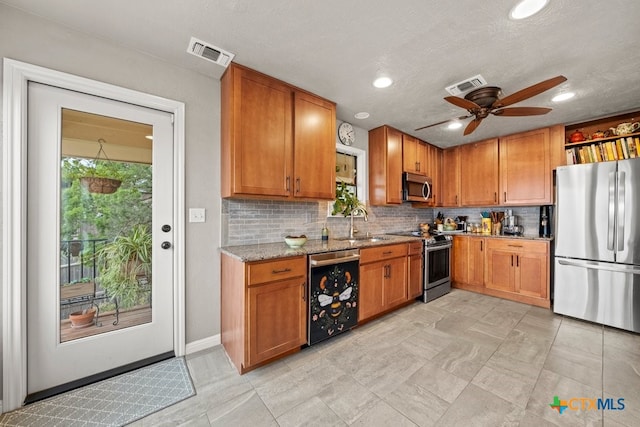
[308,249,360,345]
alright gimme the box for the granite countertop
[220,232,554,262]
[220,235,421,262]
[453,232,554,241]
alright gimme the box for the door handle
[161,241,171,249]
[607,171,616,250]
[617,171,625,252]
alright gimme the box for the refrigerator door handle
[557,258,640,275]
[607,171,616,251]
[616,170,625,252]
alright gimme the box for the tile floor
[131,289,640,426]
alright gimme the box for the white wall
[0,3,222,391]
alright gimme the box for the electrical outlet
[189,208,206,223]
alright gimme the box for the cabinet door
[231,66,292,197]
[427,144,441,206]
[247,278,306,366]
[408,254,423,299]
[403,134,420,174]
[452,236,469,284]
[441,147,460,206]
[359,262,385,321]
[499,128,551,205]
[385,256,408,308]
[369,126,403,205]
[485,248,516,292]
[516,251,548,299]
[468,238,485,286]
[293,91,336,200]
[460,139,499,206]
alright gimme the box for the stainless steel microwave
[402,172,432,202]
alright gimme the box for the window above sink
[328,143,367,217]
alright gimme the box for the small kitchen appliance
[502,209,523,236]
[539,205,553,238]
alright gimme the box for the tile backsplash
[221,199,548,246]
[221,199,432,246]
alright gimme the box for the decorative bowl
[284,235,307,248]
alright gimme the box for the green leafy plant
[96,224,152,308]
[332,182,367,217]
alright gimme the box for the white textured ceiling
[3,0,640,147]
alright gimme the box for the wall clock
[338,122,355,146]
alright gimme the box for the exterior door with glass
[26,82,175,396]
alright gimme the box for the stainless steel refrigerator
[554,158,640,333]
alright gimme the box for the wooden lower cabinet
[358,243,409,321]
[453,236,550,308]
[452,236,485,288]
[221,254,307,373]
[408,241,424,299]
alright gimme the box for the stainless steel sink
[335,236,390,243]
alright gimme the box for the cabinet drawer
[247,256,306,286]
[485,239,548,254]
[408,241,423,256]
[360,244,408,264]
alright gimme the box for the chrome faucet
[349,208,368,239]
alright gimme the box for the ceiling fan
[415,75,567,136]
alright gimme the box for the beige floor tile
[403,360,468,404]
[276,396,346,427]
[383,380,449,426]
[543,344,602,391]
[351,399,418,426]
[207,390,277,427]
[435,383,524,427]
[317,374,381,424]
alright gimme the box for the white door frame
[2,58,186,412]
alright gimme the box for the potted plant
[332,182,367,217]
[79,139,123,194]
[69,307,97,328]
[96,224,152,308]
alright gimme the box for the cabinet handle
[272,268,292,274]
[504,191,507,202]
[507,244,523,248]
[494,192,497,203]
[480,241,483,251]
[516,256,519,267]
[383,251,393,255]
[511,255,514,267]
[455,195,458,204]
[296,177,301,193]
[302,282,307,302]
[286,176,290,192]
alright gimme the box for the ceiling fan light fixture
[373,77,393,88]
[447,122,463,130]
[552,92,575,102]
[509,0,549,20]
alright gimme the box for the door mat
[0,357,195,426]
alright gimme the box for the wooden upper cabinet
[293,91,336,199]
[369,126,403,205]
[403,134,427,175]
[221,63,335,200]
[428,144,442,206]
[460,138,499,206]
[441,146,461,206]
[499,128,551,205]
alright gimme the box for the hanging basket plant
[80,138,122,194]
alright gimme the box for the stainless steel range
[391,231,452,302]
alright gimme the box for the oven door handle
[425,243,452,252]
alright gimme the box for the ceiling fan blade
[444,96,481,112]
[492,107,552,116]
[463,118,483,136]
[414,115,472,131]
[493,75,567,108]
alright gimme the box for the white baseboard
[185,334,220,355]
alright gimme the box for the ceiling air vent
[187,37,235,68]
[445,74,488,96]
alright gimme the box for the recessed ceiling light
[354,112,370,119]
[552,92,575,102]
[373,77,393,88]
[447,122,463,130]
[509,0,549,20]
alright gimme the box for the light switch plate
[189,208,206,223]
